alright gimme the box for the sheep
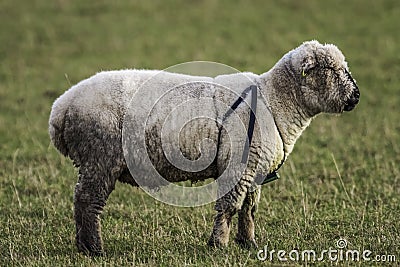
[49,40,360,256]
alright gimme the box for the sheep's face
[293,41,360,116]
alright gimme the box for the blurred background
[0,0,398,265]
[1,0,398,155]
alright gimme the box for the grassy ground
[0,0,399,266]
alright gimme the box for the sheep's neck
[270,95,312,156]
[259,71,312,156]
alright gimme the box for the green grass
[0,0,399,266]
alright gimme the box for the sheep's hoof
[79,248,104,257]
[89,250,104,257]
[77,243,104,257]
[235,238,258,250]
[207,237,228,248]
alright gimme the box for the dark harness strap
[241,85,257,164]
[220,85,285,185]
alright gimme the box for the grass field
[0,0,399,266]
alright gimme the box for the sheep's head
[290,40,360,116]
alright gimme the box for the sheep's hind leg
[208,176,250,247]
[235,186,260,249]
[74,166,116,256]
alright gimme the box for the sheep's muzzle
[344,87,360,111]
[343,70,360,111]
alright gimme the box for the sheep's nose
[344,88,360,112]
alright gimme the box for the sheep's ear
[301,57,316,77]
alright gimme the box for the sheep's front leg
[207,207,236,247]
[236,185,260,249]
[208,176,250,247]
[74,167,116,256]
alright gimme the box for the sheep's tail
[49,95,70,157]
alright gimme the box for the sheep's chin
[344,104,356,112]
[343,96,359,112]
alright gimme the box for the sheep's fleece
[49,40,360,255]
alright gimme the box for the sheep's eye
[302,66,317,77]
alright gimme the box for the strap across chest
[219,85,286,185]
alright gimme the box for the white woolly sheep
[49,40,360,255]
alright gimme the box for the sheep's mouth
[344,89,360,111]
[343,69,360,112]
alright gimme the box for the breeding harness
[219,85,286,185]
